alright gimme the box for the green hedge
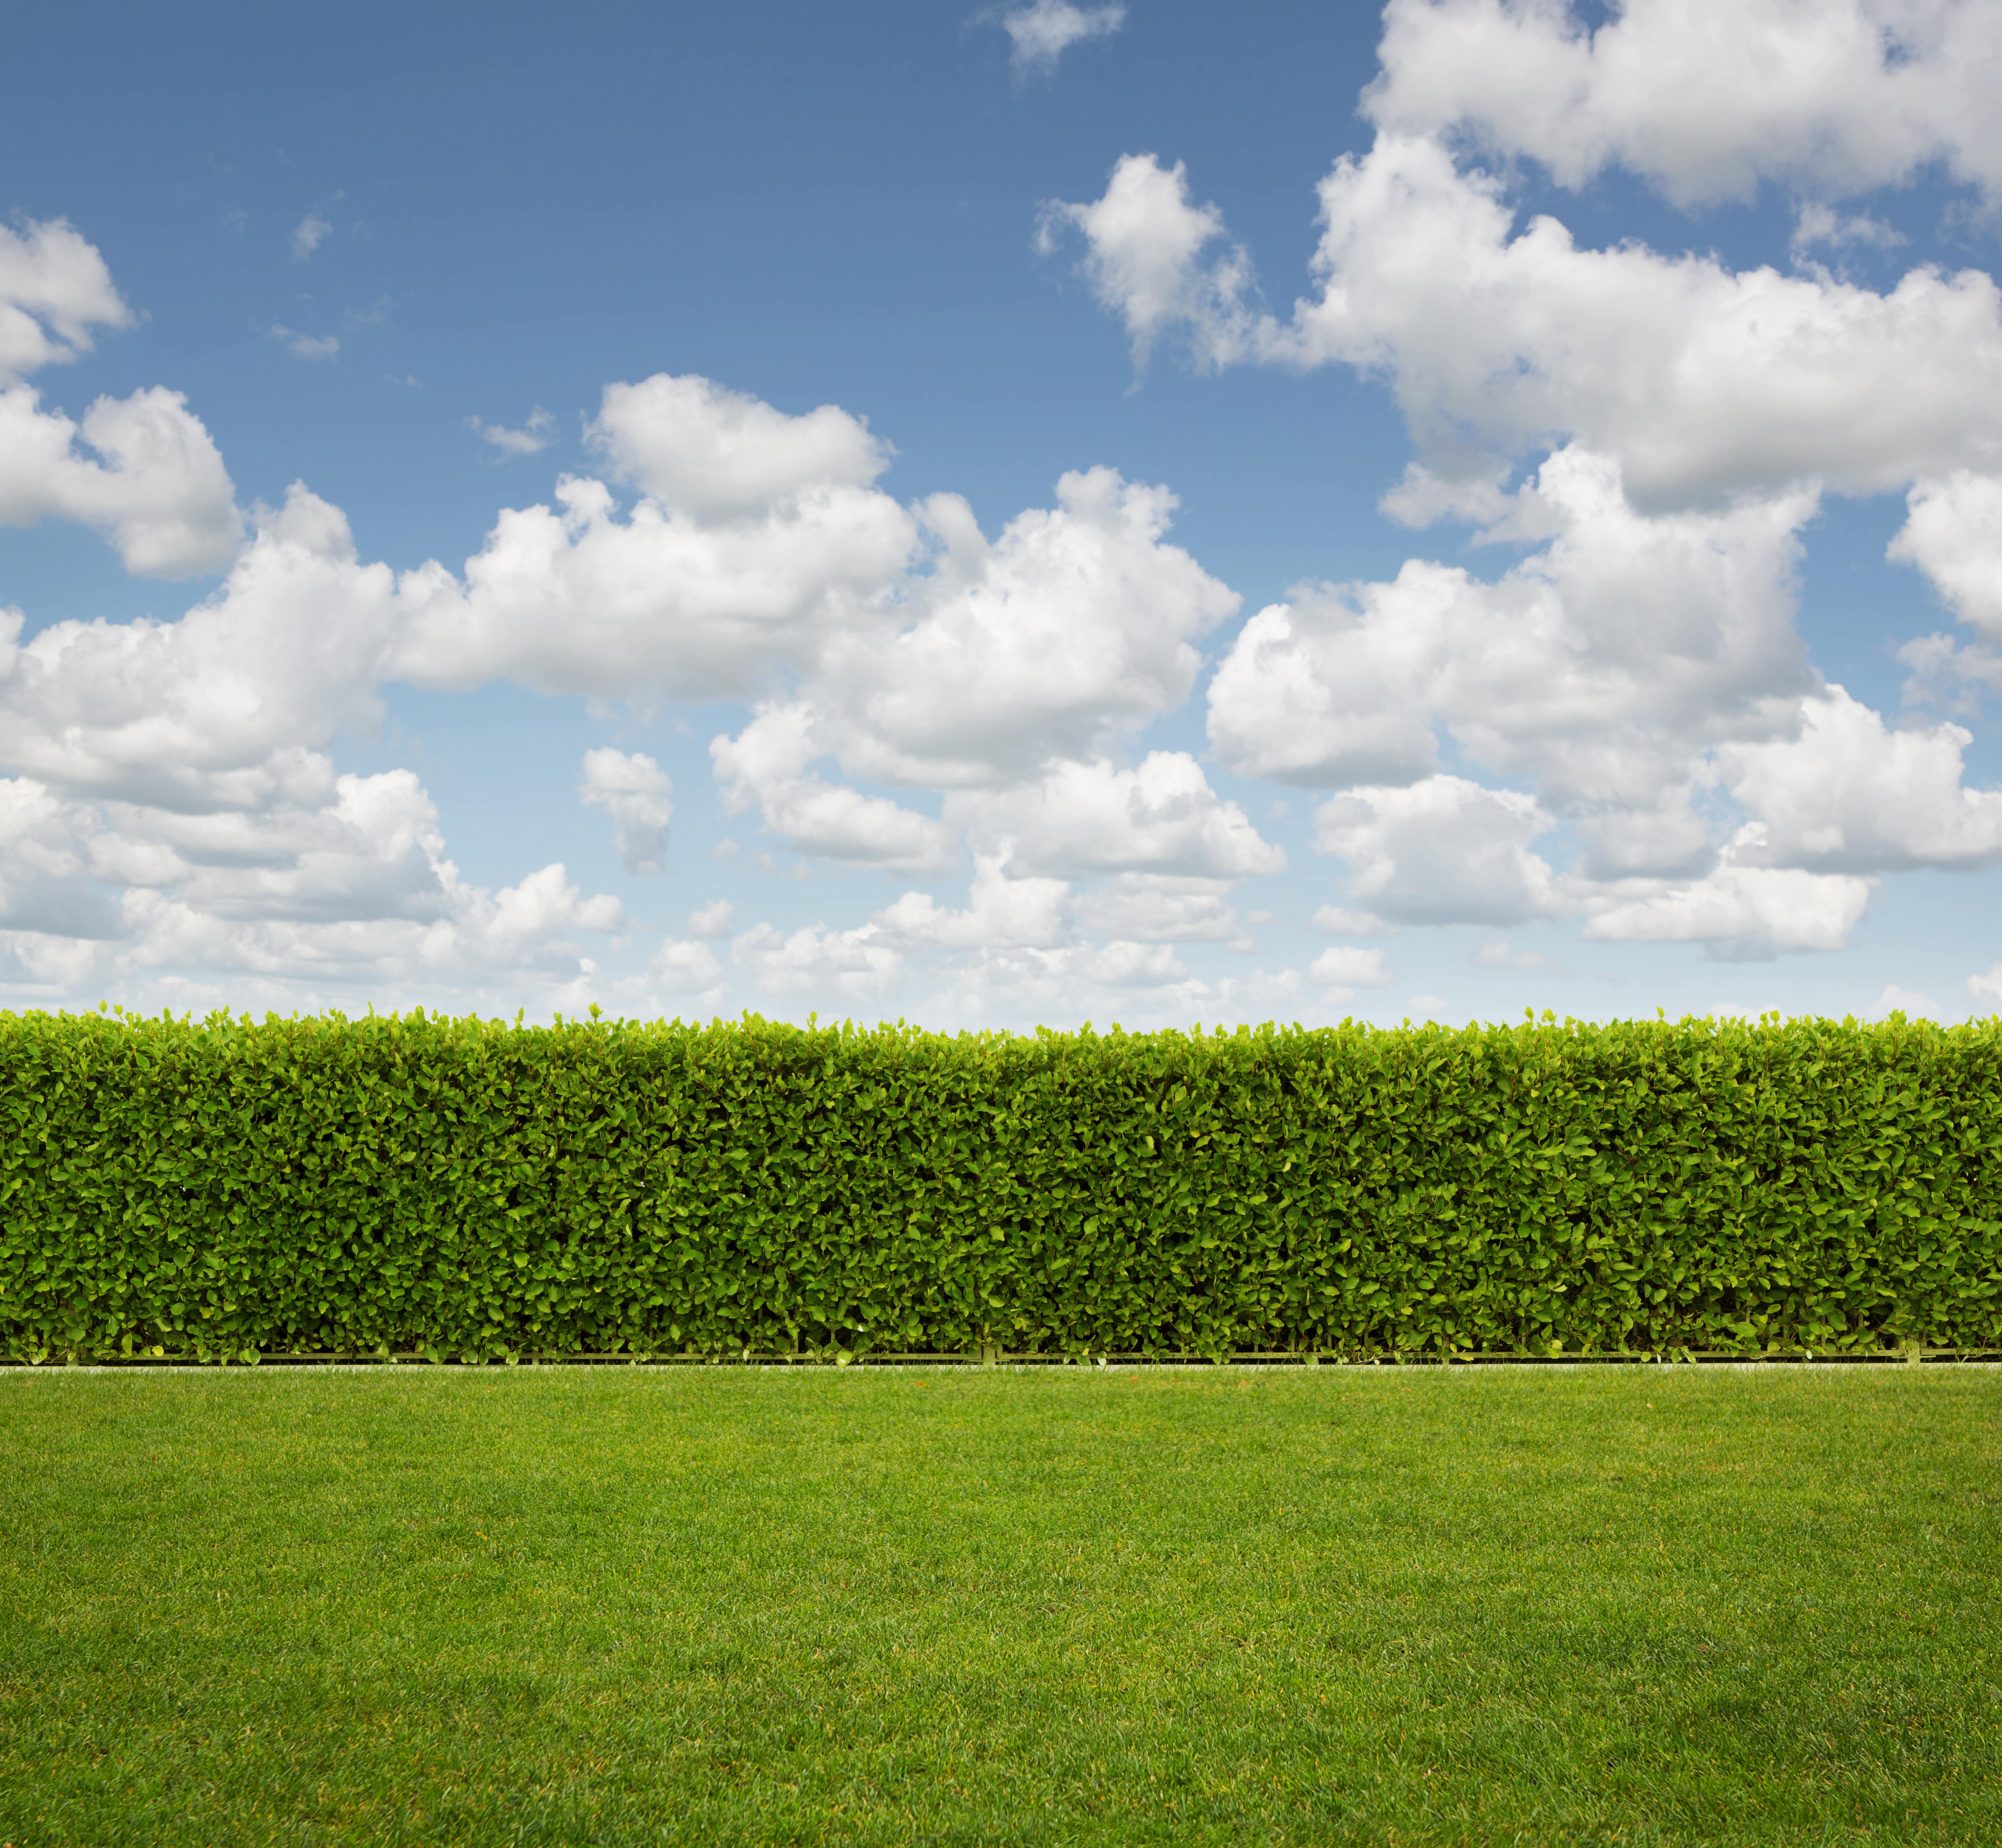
[3,1007,2000,1364]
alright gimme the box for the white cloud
[1584,865,1873,958]
[470,406,556,457]
[820,467,1238,787]
[926,937,1205,1026]
[1720,688,2002,873]
[1207,967,1308,1020]
[731,920,902,1005]
[648,936,726,1001]
[1377,458,1513,529]
[1968,965,2002,1011]
[137,768,460,927]
[1315,776,1562,927]
[0,414,641,1002]
[0,314,1285,1013]
[1076,874,1248,943]
[0,629,629,991]
[291,213,334,260]
[392,381,1239,884]
[872,854,1071,949]
[686,898,735,939]
[578,748,673,874]
[997,0,1125,77]
[0,775,122,940]
[1037,155,1254,370]
[0,485,388,806]
[1364,0,2002,209]
[1315,906,1391,939]
[390,378,917,701]
[1046,136,2002,507]
[1792,203,1905,256]
[1208,448,1815,873]
[588,372,890,521]
[1072,939,1189,986]
[0,381,242,576]
[399,437,1230,786]
[710,704,959,873]
[1039,68,2002,965]
[951,752,1284,881]
[1890,472,2002,637]
[1310,944,1392,987]
[0,761,629,1002]
[269,326,340,362]
[0,218,131,379]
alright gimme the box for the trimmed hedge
[3,1007,2000,1364]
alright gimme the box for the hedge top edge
[5,1001,1994,1041]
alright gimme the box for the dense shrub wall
[3,1008,2000,1363]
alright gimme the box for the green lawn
[1,1366,1997,1847]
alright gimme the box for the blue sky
[4,0,2002,1028]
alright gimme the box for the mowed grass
[1,1367,1998,1848]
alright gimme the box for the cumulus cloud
[1363,0,2002,209]
[0,221,643,1007]
[1890,472,2002,637]
[1314,905,1393,937]
[1209,448,1815,873]
[1315,777,1562,928]
[1,225,1288,1013]
[1310,944,1393,988]
[996,0,1125,77]
[0,486,390,806]
[1792,203,1905,257]
[710,704,959,873]
[390,376,1245,889]
[0,218,131,379]
[872,854,1072,949]
[1037,155,1254,370]
[1076,874,1249,944]
[731,919,902,1004]
[648,935,727,1001]
[1719,689,2002,873]
[578,748,673,874]
[387,379,1243,891]
[0,219,239,575]
[949,752,1284,881]
[470,406,556,457]
[923,937,1208,1030]
[1042,109,2002,955]
[0,762,629,1001]
[0,381,242,575]
[390,378,917,700]
[819,467,1238,787]
[414,379,1234,780]
[24,100,2000,1018]
[589,372,890,521]
[1584,865,1873,959]
[0,443,631,1005]
[1045,135,2002,507]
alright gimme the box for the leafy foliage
[3,1007,2000,1363]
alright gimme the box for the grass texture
[1,1365,1998,1846]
